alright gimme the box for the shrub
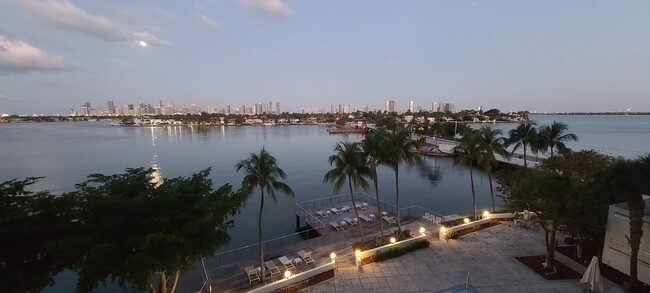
[352,241,364,251]
[372,236,385,248]
[446,230,458,239]
[372,239,430,262]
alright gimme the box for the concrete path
[304,223,624,293]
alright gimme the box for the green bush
[446,230,458,239]
[372,239,430,262]
[352,241,364,251]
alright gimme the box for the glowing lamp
[419,227,426,234]
[440,226,446,233]
[390,237,396,244]
[284,271,291,278]
[483,211,490,219]
[355,250,361,257]
[463,218,470,224]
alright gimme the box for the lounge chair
[355,203,367,210]
[278,256,295,270]
[382,216,396,225]
[358,214,372,222]
[245,266,260,284]
[264,260,281,277]
[329,221,343,231]
[330,207,343,215]
[298,250,315,265]
[343,217,358,226]
[342,205,351,212]
[316,210,329,218]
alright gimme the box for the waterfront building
[107,100,115,114]
[386,100,395,112]
[409,100,414,112]
[432,101,442,112]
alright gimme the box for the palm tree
[476,126,510,212]
[236,148,294,282]
[507,122,537,167]
[602,155,650,292]
[323,142,370,236]
[360,129,387,237]
[538,121,578,156]
[381,127,422,231]
[452,129,482,219]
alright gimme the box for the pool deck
[305,223,624,293]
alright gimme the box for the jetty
[326,127,368,134]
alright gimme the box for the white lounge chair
[298,250,315,265]
[342,205,352,212]
[329,221,343,231]
[343,217,358,226]
[355,203,367,210]
[245,266,260,284]
[279,256,295,270]
[382,216,396,225]
[358,214,372,222]
[264,260,281,277]
[330,208,343,215]
[316,210,329,218]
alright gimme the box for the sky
[0,0,649,115]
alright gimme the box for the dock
[326,127,368,134]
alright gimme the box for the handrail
[209,226,324,258]
[400,205,445,218]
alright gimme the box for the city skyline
[1,1,649,115]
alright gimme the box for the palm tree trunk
[395,165,402,232]
[488,172,495,212]
[544,222,557,272]
[469,162,476,219]
[628,195,645,291]
[372,165,385,237]
[550,146,555,157]
[523,143,528,167]
[348,176,364,237]
[259,189,266,282]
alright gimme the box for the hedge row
[371,239,430,262]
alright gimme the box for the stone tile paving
[303,223,624,293]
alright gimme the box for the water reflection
[417,159,442,187]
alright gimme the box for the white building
[601,197,650,285]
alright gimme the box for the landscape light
[483,211,490,219]
[355,250,361,257]
[284,271,291,278]
[330,252,336,262]
[390,237,396,244]
[463,218,470,224]
[440,226,446,233]
[419,227,425,234]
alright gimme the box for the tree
[538,121,578,156]
[452,129,482,219]
[69,168,245,293]
[236,148,294,282]
[507,122,538,167]
[600,155,650,292]
[381,127,422,231]
[0,178,75,293]
[476,126,510,212]
[500,169,573,272]
[361,129,388,237]
[324,142,370,236]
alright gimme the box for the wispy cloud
[15,0,171,47]
[238,0,292,19]
[0,94,20,101]
[36,81,75,89]
[105,58,132,67]
[0,35,71,74]
[197,14,221,31]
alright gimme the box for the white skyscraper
[409,100,414,112]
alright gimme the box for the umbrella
[580,256,604,292]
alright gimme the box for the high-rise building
[227,104,231,115]
[338,104,343,114]
[386,100,395,112]
[107,100,115,114]
[408,100,414,112]
[432,101,442,112]
[275,102,280,114]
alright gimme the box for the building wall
[601,203,650,285]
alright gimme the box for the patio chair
[329,221,343,231]
[298,250,315,265]
[382,216,396,225]
[355,203,368,210]
[264,260,281,278]
[330,207,343,215]
[278,256,296,270]
[358,214,372,222]
[342,205,351,212]
[316,210,329,218]
[245,266,260,284]
[343,217,358,226]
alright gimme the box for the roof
[612,196,650,215]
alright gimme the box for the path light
[355,250,361,257]
[463,218,470,224]
[355,250,362,270]
[330,252,337,263]
[284,271,291,279]
[390,237,396,244]
[440,226,446,233]
[483,211,490,219]
[419,227,426,234]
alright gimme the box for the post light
[483,211,490,219]
[355,250,361,257]
[419,227,426,234]
[390,237,396,244]
[463,218,470,224]
[355,250,362,270]
[284,271,291,279]
[330,252,337,263]
[440,226,446,233]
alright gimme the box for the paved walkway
[304,223,624,293]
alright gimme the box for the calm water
[1,114,647,292]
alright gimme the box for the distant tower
[388,100,395,112]
[385,100,390,112]
[408,100,414,112]
[107,100,115,114]
[227,104,231,115]
[276,102,280,114]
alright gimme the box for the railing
[399,205,445,219]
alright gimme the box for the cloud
[106,58,132,67]
[0,35,70,74]
[0,94,20,101]
[238,0,292,19]
[197,14,221,31]
[16,0,171,47]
